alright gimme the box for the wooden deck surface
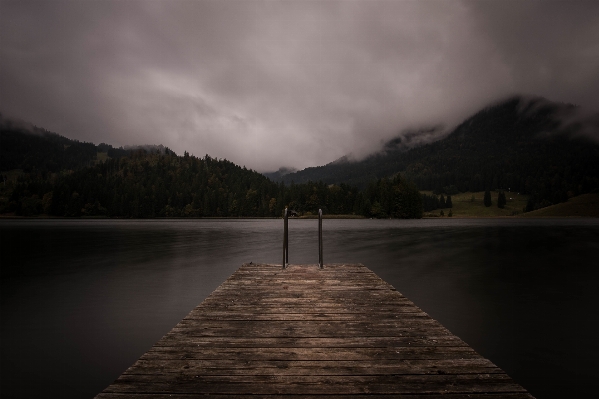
[96,263,534,398]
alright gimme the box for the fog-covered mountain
[275,96,599,208]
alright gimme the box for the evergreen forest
[0,119,422,218]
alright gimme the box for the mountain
[4,94,597,218]
[262,166,298,181]
[0,114,139,173]
[2,117,422,218]
[280,96,599,209]
[275,127,444,187]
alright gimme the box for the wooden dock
[96,263,534,398]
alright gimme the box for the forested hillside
[0,116,131,173]
[279,97,599,210]
[0,121,422,218]
[6,94,595,218]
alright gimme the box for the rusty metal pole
[318,209,323,269]
[282,207,288,269]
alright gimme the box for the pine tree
[497,191,506,209]
[525,198,535,213]
[484,190,492,207]
[439,194,446,208]
[446,195,453,208]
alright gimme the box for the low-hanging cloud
[1,0,598,172]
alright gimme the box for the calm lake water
[1,218,598,398]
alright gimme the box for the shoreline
[1,214,596,220]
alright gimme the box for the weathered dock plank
[96,263,534,398]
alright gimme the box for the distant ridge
[277,96,599,210]
[0,114,176,173]
[262,166,298,182]
[275,126,444,188]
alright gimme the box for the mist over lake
[1,218,598,398]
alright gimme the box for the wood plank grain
[95,263,534,398]
[104,373,528,395]
[140,346,484,361]
[123,358,503,376]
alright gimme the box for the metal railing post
[318,209,323,269]
[282,207,288,269]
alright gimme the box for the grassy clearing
[96,152,110,162]
[520,193,599,217]
[421,190,529,217]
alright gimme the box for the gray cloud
[470,0,599,106]
[1,0,597,172]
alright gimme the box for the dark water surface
[1,218,598,398]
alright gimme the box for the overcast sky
[1,0,598,172]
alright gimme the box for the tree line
[422,193,453,212]
[2,150,423,219]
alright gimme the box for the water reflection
[1,218,598,398]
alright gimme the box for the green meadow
[421,191,529,217]
[520,193,599,218]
